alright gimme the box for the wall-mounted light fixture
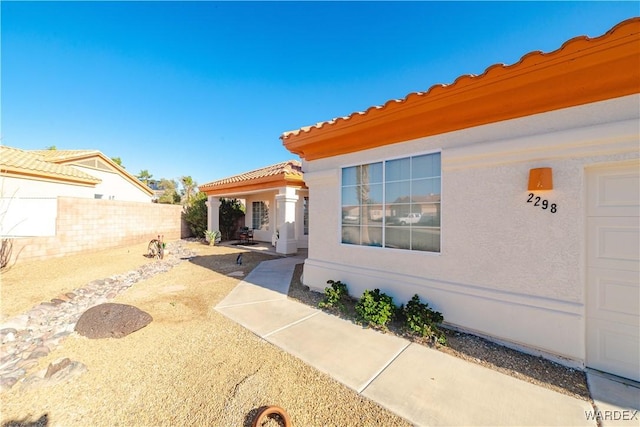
[528,167,553,191]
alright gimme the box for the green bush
[319,280,349,311]
[355,289,396,327]
[400,294,446,344]
[183,192,208,238]
[219,198,245,240]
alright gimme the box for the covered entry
[199,160,308,255]
[586,161,640,381]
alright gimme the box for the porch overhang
[199,160,306,197]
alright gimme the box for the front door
[586,161,640,381]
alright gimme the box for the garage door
[586,161,640,381]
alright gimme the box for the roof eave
[0,167,101,186]
[200,173,305,196]
[282,18,640,161]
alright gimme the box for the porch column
[207,196,221,234]
[275,187,298,255]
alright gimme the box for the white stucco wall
[302,94,640,364]
[1,166,152,236]
[1,167,151,203]
[1,175,96,199]
[73,166,152,202]
[243,188,309,249]
[245,192,277,243]
[0,177,93,237]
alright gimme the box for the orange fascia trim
[201,173,306,196]
[282,18,640,161]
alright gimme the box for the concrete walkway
[216,256,639,426]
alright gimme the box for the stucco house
[1,146,154,236]
[281,18,640,381]
[199,160,308,255]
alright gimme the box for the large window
[252,201,269,230]
[341,152,441,252]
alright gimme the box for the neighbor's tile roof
[200,160,303,190]
[0,146,101,184]
[30,149,101,162]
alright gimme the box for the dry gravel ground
[288,265,591,402]
[1,240,590,427]
[1,241,411,427]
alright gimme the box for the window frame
[339,150,442,254]
[303,196,309,236]
[251,200,268,231]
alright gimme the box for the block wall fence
[6,197,190,265]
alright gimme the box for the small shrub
[205,230,221,246]
[355,288,396,327]
[400,294,446,344]
[319,280,349,311]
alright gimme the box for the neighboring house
[199,160,308,254]
[1,146,154,236]
[281,18,640,381]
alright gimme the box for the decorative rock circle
[75,303,153,339]
[252,405,291,427]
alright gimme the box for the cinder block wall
[7,197,189,264]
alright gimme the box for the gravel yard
[1,239,590,427]
[1,241,410,427]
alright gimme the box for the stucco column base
[275,192,298,255]
[207,197,221,235]
[276,238,298,255]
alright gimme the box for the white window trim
[339,149,442,253]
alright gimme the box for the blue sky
[2,1,638,187]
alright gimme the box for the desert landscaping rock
[0,241,195,391]
[44,357,71,378]
[21,358,88,390]
[75,303,153,339]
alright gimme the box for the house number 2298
[527,193,557,213]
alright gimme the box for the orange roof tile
[199,160,305,196]
[282,18,640,160]
[0,146,101,185]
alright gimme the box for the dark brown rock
[74,303,152,339]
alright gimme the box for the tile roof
[27,148,154,197]
[281,17,640,160]
[30,149,101,162]
[200,160,303,190]
[0,146,101,184]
